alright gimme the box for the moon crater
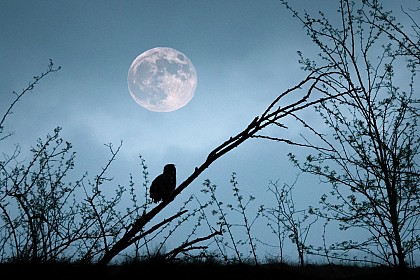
[128,47,197,112]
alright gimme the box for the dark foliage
[1,261,419,280]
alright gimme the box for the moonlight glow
[127,47,197,112]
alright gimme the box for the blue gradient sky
[1,0,418,262]
[1,0,317,193]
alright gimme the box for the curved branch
[97,68,352,266]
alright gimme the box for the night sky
[1,0,418,262]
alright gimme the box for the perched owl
[150,164,176,203]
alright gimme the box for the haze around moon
[127,47,197,112]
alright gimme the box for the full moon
[127,47,197,112]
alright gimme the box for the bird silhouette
[150,164,176,203]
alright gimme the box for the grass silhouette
[1,259,419,280]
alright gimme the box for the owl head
[163,164,176,174]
